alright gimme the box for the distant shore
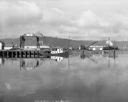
[1,36,128,50]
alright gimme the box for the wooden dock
[0,50,41,58]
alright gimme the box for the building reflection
[0,55,66,70]
[20,58,40,71]
[80,50,93,59]
[102,50,118,59]
[80,50,98,63]
[20,56,65,71]
[80,50,118,60]
[80,50,118,66]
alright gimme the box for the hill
[1,36,128,50]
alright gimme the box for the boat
[39,48,69,58]
[50,48,69,57]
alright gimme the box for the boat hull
[40,50,69,58]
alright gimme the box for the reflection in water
[50,56,64,62]
[80,50,93,59]
[0,56,66,71]
[80,50,118,68]
[80,50,99,64]
[0,53,128,102]
[0,58,5,66]
[19,56,65,71]
[20,59,40,71]
[102,50,118,59]
[80,50,118,59]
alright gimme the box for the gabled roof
[90,40,117,47]
[91,41,106,46]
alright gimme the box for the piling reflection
[80,51,98,64]
[0,55,67,71]
[80,50,118,69]
[20,56,65,70]
[103,50,118,59]
[80,50,93,59]
[80,50,118,60]
[0,58,5,66]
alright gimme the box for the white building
[89,46,104,51]
[106,40,113,46]
[0,41,4,50]
[24,46,38,50]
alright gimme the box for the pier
[0,50,41,58]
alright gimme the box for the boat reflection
[50,56,64,62]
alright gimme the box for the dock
[0,50,41,58]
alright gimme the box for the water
[0,53,128,102]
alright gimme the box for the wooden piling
[0,50,43,58]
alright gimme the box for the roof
[92,41,106,46]
[23,33,35,37]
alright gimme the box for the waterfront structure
[79,41,98,51]
[89,40,118,51]
[39,41,50,49]
[0,50,40,58]
[4,43,13,50]
[20,33,40,50]
[89,45,104,51]
[0,41,4,50]
[0,33,69,58]
[51,48,64,54]
[20,33,50,50]
[40,45,50,49]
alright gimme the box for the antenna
[68,33,70,70]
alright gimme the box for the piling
[0,50,41,58]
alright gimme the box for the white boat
[50,48,69,57]
[51,48,64,54]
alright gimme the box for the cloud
[42,8,71,26]
[0,1,42,28]
[0,0,128,40]
[48,8,128,40]
[61,9,128,40]
[75,10,101,27]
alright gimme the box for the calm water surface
[0,54,128,102]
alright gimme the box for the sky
[0,0,128,40]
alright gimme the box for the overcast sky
[0,0,128,40]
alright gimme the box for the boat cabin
[51,48,64,54]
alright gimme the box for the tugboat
[50,48,69,57]
[40,47,69,58]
